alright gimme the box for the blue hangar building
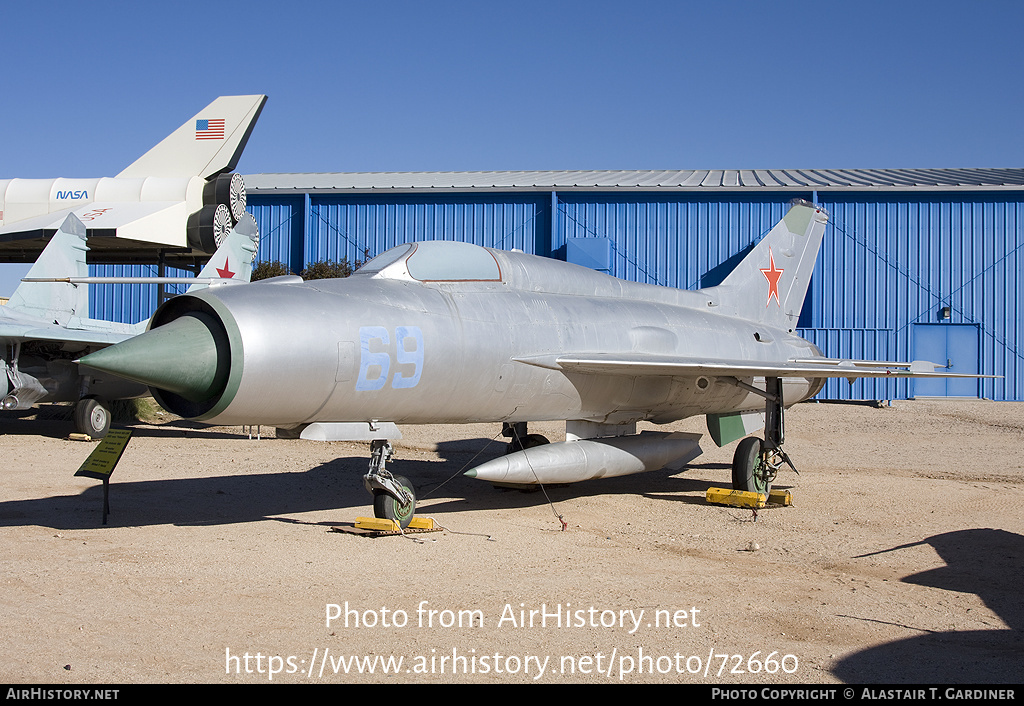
[92,168,1024,402]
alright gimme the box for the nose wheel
[363,439,417,529]
[372,474,416,528]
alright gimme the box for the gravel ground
[1,398,1021,684]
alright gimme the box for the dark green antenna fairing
[79,313,229,403]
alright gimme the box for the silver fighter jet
[79,200,978,525]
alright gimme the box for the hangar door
[911,324,980,398]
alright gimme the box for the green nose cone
[80,313,229,402]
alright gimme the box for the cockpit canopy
[357,241,502,282]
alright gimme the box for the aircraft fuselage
[144,245,824,427]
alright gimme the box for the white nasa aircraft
[0,95,266,256]
[81,200,982,525]
[1,213,260,437]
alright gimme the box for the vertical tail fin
[116,95,267,180]
[703,199,828,332]
[6,214,89,324]
[186,214,259,292]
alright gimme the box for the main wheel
[373,475,416,529]
[732,436,772,495]
[74,397,111,438]
[505,431,549,453]
[522,433,549,449]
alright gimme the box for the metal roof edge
[242,169,1024,194]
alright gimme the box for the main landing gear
[502,421,549,453]
[363,439,417,529]
[731,377,798,495]
[74,396,111,438]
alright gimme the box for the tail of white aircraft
[702,199,828,332]
[116,95,267,180]
[0,95,267,255]
[118,94,267,253]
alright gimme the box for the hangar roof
[244,168,1024,194]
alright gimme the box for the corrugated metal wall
[89,189,1023,401]
[302,194,548,266]
[556,194,799,289]
[554,192,1021,401]
[249,195,303,271]
[804,195,1023,401]
[89,263,195,325]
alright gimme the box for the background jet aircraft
[2,213,260,437]
[80,200,981,525]
[0,95,266,260]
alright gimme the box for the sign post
[74,429,132,525]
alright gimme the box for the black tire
[522,434,549,449]
[373,475,416,529]
[732,436,771,495]
[75,397,111,438]
[505,431,549,453]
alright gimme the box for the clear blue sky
[2,0,1022,294]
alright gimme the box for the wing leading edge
[515,353,991,380]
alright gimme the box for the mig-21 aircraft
[79,200,980,525]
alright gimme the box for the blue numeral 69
[356,326,424,391]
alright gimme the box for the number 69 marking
[356,326,424,391]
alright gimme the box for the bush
[300,253,369,280]
[251,260,293,281]
[300,259,356,279]
[252,253,370,282]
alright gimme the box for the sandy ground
[1,399,1021,685]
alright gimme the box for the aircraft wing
[0,207,77,239]
[514,353,988,379]
[0,201,188,247]
[0,321,134,348]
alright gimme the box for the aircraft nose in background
[79,313,228,403]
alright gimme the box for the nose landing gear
[363,439,417,529]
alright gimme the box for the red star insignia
[760,247,784,307]
[216,257,235,279]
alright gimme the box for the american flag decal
[195,118,225,140]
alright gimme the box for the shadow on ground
[0,434,734,530]
[832,528,1024,683]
